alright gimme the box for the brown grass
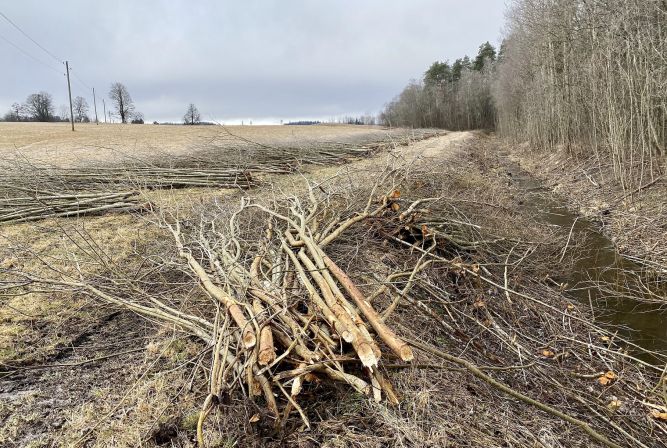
[0,122,407,168]
[1,129,664,447]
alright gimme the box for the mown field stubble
[0,124,665,447]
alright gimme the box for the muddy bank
[469,137,666,355]
[504,140,667,274]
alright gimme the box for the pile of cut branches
[188,126,443,172]
[3,152,664,447]
[0,166,255,193]
[0,128,442,225]
[0,190,141,225]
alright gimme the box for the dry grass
[1,129,664,447]
[509,141,667,271]
[0,122,412,168]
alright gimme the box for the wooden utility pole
[92,87,99,125]
[102,99,107,123]
[65,61,74,131]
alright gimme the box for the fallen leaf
[542,349,555,358]
[650,410,667,421]
[607,399,622,411]
[249,413,260,423]
[390,190,401,199]
[391,202,401,212]
[566,303,575,310]
[598,372,616,386]
[600,336,610,342]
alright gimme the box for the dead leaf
[249,413,261,423]
[390,202,400,212]
[598,372,616,386]
[541,349,555,358]
[600,336,610,342]
[650,410,667,421]
[304,372,320,383]
[607,399,622,411]
[390,190,401,199]
[566,303,575,310]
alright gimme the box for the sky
[0,1,506,123]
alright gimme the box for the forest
[381,0,666,186]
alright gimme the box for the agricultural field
[0,124,664,447]
[0,122,420,167]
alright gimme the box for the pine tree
[473,42,496,71]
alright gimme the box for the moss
[180,411,200,431]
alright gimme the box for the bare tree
[23,92,55,122]
[183,103,201,125]
[3,103,24,121]
[493,0,666,186]
[131,112,145,124]
[72,96,89,123]
[108,82,135,123]
[58,105,70,122]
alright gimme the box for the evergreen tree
[473,41,496,71]
[424,61,451,85]
[452,57,471,81]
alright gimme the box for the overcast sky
[0,1,506,123]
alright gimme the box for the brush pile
[4,134,666,447]
[0,129,442,225]
[0,190,141,225]
[7,156,665,448]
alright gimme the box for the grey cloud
[1,1,505,122]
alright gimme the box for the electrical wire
[0,31,63,75]
[0,11,99,101]
[0,10,62,64]
[71,68,92,90]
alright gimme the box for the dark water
[505,161,667,360]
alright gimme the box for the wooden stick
[321,253,414,362]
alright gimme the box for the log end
[357,343,378,369]
[340,330,354,343]
[243,330,257,349]
[399,345,414,362]
[258,349,276,366]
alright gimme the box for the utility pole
[65,61,74,131]
[102,99,107,123]
[92,87,99,125]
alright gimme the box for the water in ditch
[504,161,667,362]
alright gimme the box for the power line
[0,31,63,75]
[70,67,92,90]
[0,11,62,64]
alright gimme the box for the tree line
[3,83,206,126]
[382,0,666,184]
[380,42,497,130]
